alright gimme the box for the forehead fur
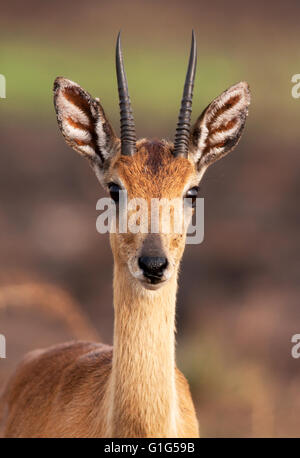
[114,140,195,199]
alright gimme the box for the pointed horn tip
[191,31,196,52]
[173,30,197,158]
[115,30,137,156]
[116,32,121,51]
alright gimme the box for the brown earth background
[0,0,300,437]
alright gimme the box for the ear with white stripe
[190,82,250,169]
[54,77,119,181]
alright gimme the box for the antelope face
[107,139,198,290]
[54,32,250,290]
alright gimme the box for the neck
[107,262,178,438]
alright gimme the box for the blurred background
[0,0,300,437]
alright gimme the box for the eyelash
[108,183,121,203]
[185,187,199,207]
[108,184,199,207]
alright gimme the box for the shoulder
[175,367,200,438]
[22,340,111,366]
[175,366,191,392]
[0,342,113,437]
[2,341,113,404]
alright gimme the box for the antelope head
[54,32,250,291]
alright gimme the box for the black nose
[138,256,168,283]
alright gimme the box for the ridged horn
[173,31,197,157]
[116,32,137,156]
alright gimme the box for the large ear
[53,77,119,182]
[190,82,250,168]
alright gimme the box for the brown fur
[0,140,199,438]
[0,77,250,438]
[114,140,195,199]
[0,342,197,437]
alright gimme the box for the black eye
[108,183,121,203]
[185,186,199,208]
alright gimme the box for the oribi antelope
[0,32,250,438]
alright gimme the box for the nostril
[138,256,168,278]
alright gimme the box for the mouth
[128,260,171,290]
[140,274,167,290]
[141,278,166,290]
